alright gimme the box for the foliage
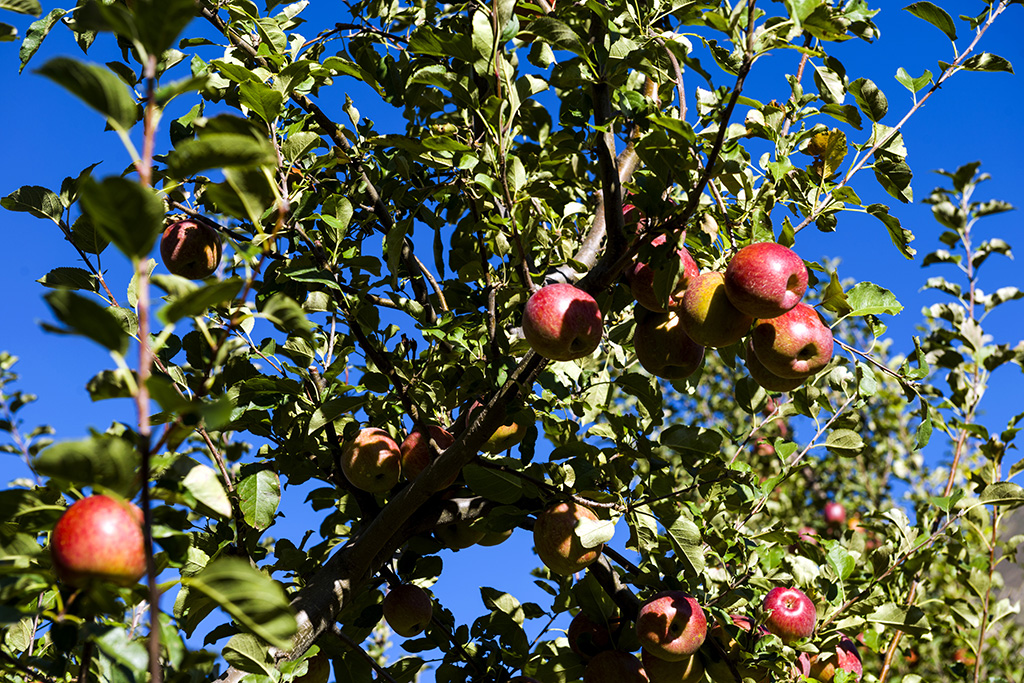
[0,0,1022,682]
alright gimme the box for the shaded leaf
[79,176,164,258]
[0,0,41,16]
[961,53,1013,74]
[849,78,888,122]
[167,133,277,178]
[223,633,274,676]
[978,482,1024,508]
[463,463,523,504]
[37,267,99,292]
[35,436,139,496]
[159,278,244,325]
[36,57,138,131]
[18,9,65,73]
[1,185,62,223]
[903,2,956,41]
[237,469,280,531]
[44,290,127,353]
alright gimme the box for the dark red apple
[382,583,433,637]
[532,501,602,575]
[808,633,863,682]
[678,271,753,348]
[744,337,806,392]
[50,494,147,587]
[762,587,816,643]
[568,611,624,661]
[583,650,648,683]
[724,242,808,318]
[633,309,705,380]
[628,234,700,312]
[636,591,708,661]
[294,650,330,683]
[340,427,402,493]
[749,303,834,379]
[400,425,456,488]
[160,219,222,279]
[641,650,704,683]
[522,283,603,361]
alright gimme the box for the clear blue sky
[1,3,1022,681]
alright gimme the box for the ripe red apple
[678,271,753,348]
[522,283,603,361]
[532,501,602,575]
[382,583,433,637]
[583,650,648,683]
[50,494,147,587]
[160,219,222,279]
[340,427,402,493]
[400,425,456,488]
[762,587,816,643]
[823,501,846,526]
[749,303,834,379]
[636,591,708,661]
[702,614,769,683]
[568,611,624,661]
[633,308,705,380]
[724,242,808,318]
[744,337,805,392]
[641,650,704,683]
[808,633,863,682]
[628,234,700,313]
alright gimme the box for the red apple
[382,583,433,637]
[522,283,603,361]
[568,611,624,661]
[50,495,147,587]
[678,271,753,348]
[823,501,846,526]
[629,234,700,312]
[636,591,708,661]
[724,242,808,318]
[583,650,648,683]
[400,425,456,488]
[532,501,602,575]
[762,587,816,643]
[340,427,402,493]
[641,650,704,683]
[808,633,863,682]
[749,303,834,379]
[744,337,805,392]
[160,219,222,279]
[633,309,705,380]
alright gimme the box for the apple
[823,501,846,526]
[583,650,648,683]
[641,650,704,683]
[522,283,603,361]
[382,583,433,637]
[633,308,705,380]
[468,400,533,454]
[762,587,816,643]
[628,235,700,312]
[50,494,147,587]
[400,425,456,488]
[568,611,624,661]
[160,219,222,279]
[635,591,708,661]
[724,242,808,318]
[294,650,330,683]
[702,614,769,683]
[744,337,805,392]
[532,501,602,575]
[340,427,402,493]
[749,303,834,379]
[808,633,863,682]
[434,520,486,550]
[471,519,514,546]
[678,271,753,348]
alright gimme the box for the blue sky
[1,2,1023,681]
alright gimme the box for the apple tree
[0,0,1022,682]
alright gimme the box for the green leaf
[0,0,41,16]
[79,176,164,258]
[661,424,724,455]
[0,22,15,41]
[666,516,705,575]
[258,294,313,339]
[866,203,915,257]
[869,602,931,636]
[44,290,128,354]
[159,278,244,325]
[167,133,278,178]
[895,67,933,94]
[308,395,366,435]
[128,0,196,56]
[37,267,99,292]
[92,626,148,677]
[35,436,140,496]
[35,57,138,131]
[961,53,1014,74]
[820,103,862,130]
[873,159,913,205]
[522,17,585,56]
[845,282,903,317]
[1,185,62,223]
[825,428,865,455]
[903,2,956,41]
[239,81,285,124]
[182,558,297,650]
[237,469,280,531]
[825,541,855,580]
[978,482,1024,508]
[848,78,887,122]
[463,463,523,504]
[575,516,616,549]
[18,9,65,72]
[223,633,274,676]
[178,461,232,520]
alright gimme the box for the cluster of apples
[520,237,834,392]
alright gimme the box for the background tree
[0,1,1022,683]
